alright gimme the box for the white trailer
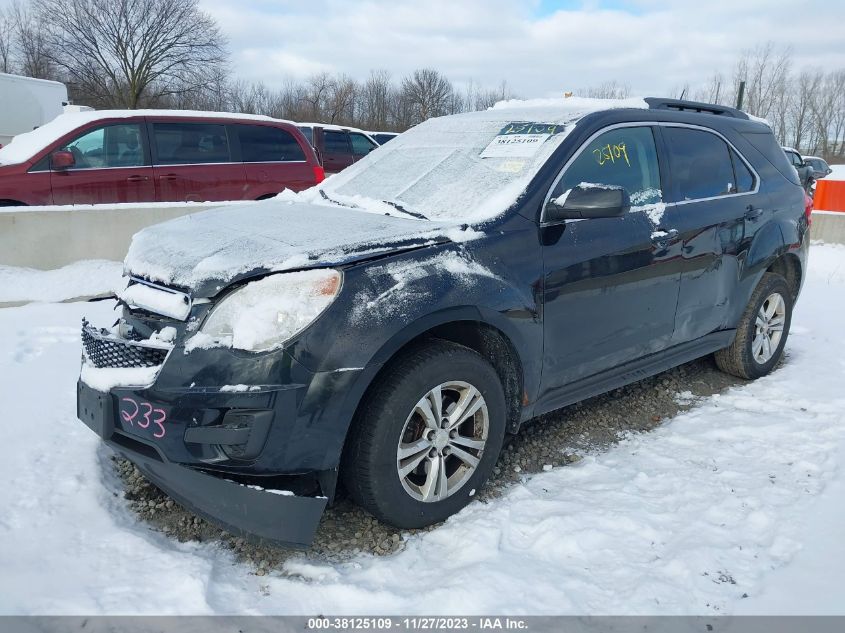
[0,73,69,147]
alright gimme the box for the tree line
[675,43,845,162]
[1,1,843,156]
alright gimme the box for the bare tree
[34,0,227,108]
[325,74,357,124]
[789,70,822,149]
[733,42,792,119]
[401,68,453,124]
[692,72,727,105]
[0,6,14,73]
[11,1,55,79]
[301,72,332,120]
[582,80,631,99]
[359,70,393,130]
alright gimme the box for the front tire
[341,340,506,529]
[715,272,792,379]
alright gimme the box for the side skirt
[532,330,736,419]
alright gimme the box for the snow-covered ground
[827,163,845,180]
[0,260,124,303]
[0,245,844,615]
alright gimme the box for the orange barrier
[814,179,845,212]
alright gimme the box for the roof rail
[644,97,749,120]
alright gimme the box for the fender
[728,218,794,328]
[348,302,541,419]
[744,220,786,277]
[291,303,541,489]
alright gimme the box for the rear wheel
[715,272,792,379]
[341,340,506,528]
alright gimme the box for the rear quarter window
[741,131,800,186]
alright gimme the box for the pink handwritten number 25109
[120,397,167,439]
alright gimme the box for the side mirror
[51,150,75,170]
[544,184,630,223]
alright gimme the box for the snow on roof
[483,96,649,127]
[491,95,648,116]
[296,122,375,136]
[0,109,296,166]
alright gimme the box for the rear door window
[663,127,735,200]
[550,126,663,206]
[60,123,146,169]
[152,122,230,165]
[349,132,377,156]
[324,130,351,155]
[238,125,306,162]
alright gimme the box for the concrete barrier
[812,211,845,245]
[0,201,244,269]
[2,201,843,271]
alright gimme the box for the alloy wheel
[752,292,786,364]
[396,381,489,502]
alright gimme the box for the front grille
[81,320,169,369]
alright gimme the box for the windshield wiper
[380,200,428,221]
[320,189,428,221]
[319,189,346,207]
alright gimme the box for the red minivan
[0,110,324,206]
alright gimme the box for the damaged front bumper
[77,379,328,547]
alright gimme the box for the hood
[125,198,461,296]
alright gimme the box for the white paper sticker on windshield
[480,133,550,158]
[480,122,562,159]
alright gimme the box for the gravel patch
[114,355,745,571]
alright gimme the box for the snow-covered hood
[125,198,464,296]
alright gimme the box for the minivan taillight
[313,165,325,184]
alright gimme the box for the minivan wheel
[715,272,793,379]
[341,340,506,529]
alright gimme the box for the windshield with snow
[318,111,576,223]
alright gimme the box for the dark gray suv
[77,97,810,548]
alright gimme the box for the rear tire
[715,272,792,379]
[341,340,506,529]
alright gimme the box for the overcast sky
[3,0,842,97]
[192,0,844,98]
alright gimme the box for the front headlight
[195,269,342,352]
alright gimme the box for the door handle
[158,174,178,181]
[126,175,149,183]
[745,205,763,220]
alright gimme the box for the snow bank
[0,260,124,303]
[0,109,294,166]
